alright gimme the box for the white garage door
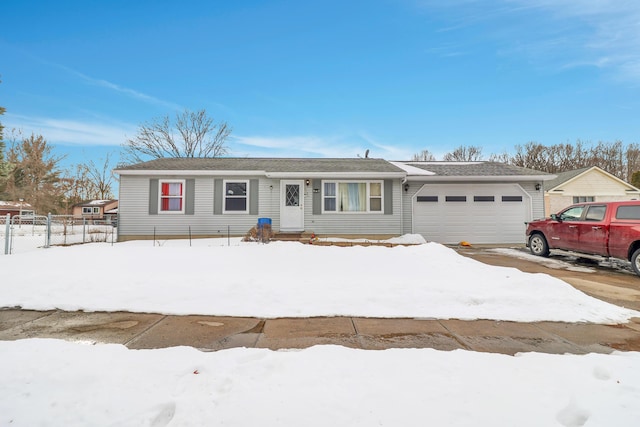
[412,183,532,244]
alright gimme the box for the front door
[280,180,304,231]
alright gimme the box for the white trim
[406,175,556,182]
[267,172,405,179]
[158,179,186,214]
[116,169,266,176]
[222,179,250,214]
[321,180,385,214]
[115,169,406,178]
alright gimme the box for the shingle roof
[543,167,592,190]
[400,161,551,177]
[115,157,405,174]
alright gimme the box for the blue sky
[2,0,640,171]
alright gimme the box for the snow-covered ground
[2,339,640,426]
[2,236,640,426]
[2,237,638,323]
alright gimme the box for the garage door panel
[412,183,531,244]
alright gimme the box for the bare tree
[443,145,483,161]
[411,149,436,161]
[502,140,640,182]
[0,81,8,198]
[488,151,510,163]
[82,153,115,200]
[123,109,232,164]
[632,170,640,189]
[510,142,549,170]
[626,143,640,183]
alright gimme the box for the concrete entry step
[2,309,640,355]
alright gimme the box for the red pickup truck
[526,200,640,276]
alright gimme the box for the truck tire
[529,234,550,257]
[632,248,640,277]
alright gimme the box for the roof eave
[114,169,267,176]
[266,172,406,179]
[406,175,556,182]
[114,169,406,178]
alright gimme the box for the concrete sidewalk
[2,309,639,355]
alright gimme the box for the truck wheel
[529,234,550,257]
[632,248,640,277]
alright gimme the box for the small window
[616,205,640,220]
[417,196,438,202]
[369,182,382,212]
[82,206,101,215]
[224,180,248,213]
[160,180,184,213]
[502,196,523,202]
[584,205,606,221]
[445,196,466,202]
[474,196,495,202]
[573,196,595,203]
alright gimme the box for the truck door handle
[568,225,577,228]
[592,226,601,230]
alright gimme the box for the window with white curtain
[322,181,383,213]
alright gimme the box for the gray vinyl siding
[118,175,278,239]
[520,181,545,221]
[119,175,404,239]
[303,179,403,235]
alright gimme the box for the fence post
[83,218,86,243]
[4,213,10,255]
[45,213,52,248]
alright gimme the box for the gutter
[114,169,407,179]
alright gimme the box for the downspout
[400,177,407,235]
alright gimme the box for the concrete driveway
[1,245,639,355]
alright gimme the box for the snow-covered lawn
[2,237,640,426]
[2,237,638,323]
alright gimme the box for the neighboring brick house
[71,200,118,223]
[0,200,35,217]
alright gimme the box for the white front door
[280,180,305,231]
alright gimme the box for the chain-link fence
[1,214,117,255]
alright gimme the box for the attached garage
[412,183,533,245]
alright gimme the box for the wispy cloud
[52,64,184,111]
[10,47,184,111]
[419,0,640,83]
[504,0,640,80]
[5,113,135,147]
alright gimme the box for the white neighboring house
[544,166,640,216]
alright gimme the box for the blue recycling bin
[257,218,272,229]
